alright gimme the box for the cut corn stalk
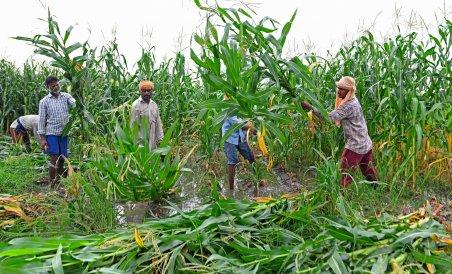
[134,228,145,248]
[246,127,251,144]
[257,125,268,156]
[307,110,316,135]
[0,196,450,273]
[266,155,274,171]
[253,196,274,203]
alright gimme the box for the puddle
[114,163,305,224]
[115,201,151,225]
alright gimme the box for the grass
[0,156,42,194]
[0,142,47,195]
[0,175,117,242]
[0,138,116,241]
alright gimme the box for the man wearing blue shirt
[222,116,256,191]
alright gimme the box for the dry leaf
[0,220,15,227]
[254,197,274,203]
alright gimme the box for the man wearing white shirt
[9,114,39,152]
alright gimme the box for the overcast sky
[0,0,450,66]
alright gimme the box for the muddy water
[115,201,150,224]
[116,164,304,224]
[177,163,303,208]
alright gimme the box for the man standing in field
[9,114,39,152]
[38,76,76,185]
[130,80,164,150]
[222,96,257,191]
[302,76,378,187]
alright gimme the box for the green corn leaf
[371,255,388,274]
[203,74,236,95]
[167,244,185,274]
[63,25,73,44]
[279,10,297,49]
[260,53,280,87]
[412,250,452,267]
[415,124,423,149]
[51,244,64,274]
[64,42,82,55]
[328,249,349,274]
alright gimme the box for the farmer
[130,80,164,150]
[222,99,257,191]
[9,114,39,152]
[37,76,76,185]
[301,76,378,187]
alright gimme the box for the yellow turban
[139,80,154,91]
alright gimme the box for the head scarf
[334,76,356,126]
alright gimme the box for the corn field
[0,2,450,273]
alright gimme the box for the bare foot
[226,188,236,198]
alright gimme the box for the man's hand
[301,101,312,110]
[242,120,254,131]
[39,137,48,151]
[301,101,325,122]
[312,109,325,122]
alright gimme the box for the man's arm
[328,103,352,122]
[32,124,39,140]
[130,102,140,127]
[301,101,324,121]
[130,101,145,145]
[241,120,252,130]
[66,93,76,108]
[241,120,258,134]
[37,100,47,149]
[301,101,312,111]
[155,107,164,143]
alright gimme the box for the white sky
[0,0,450,67]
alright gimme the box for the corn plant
[94,119,195,201]
[0,0,449,201]
[0,60,56,131]
[192,2,450,186]
[14,10,92,139]
[191,3,330,166]
[308,21,452,186]
[143,52,202,139]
